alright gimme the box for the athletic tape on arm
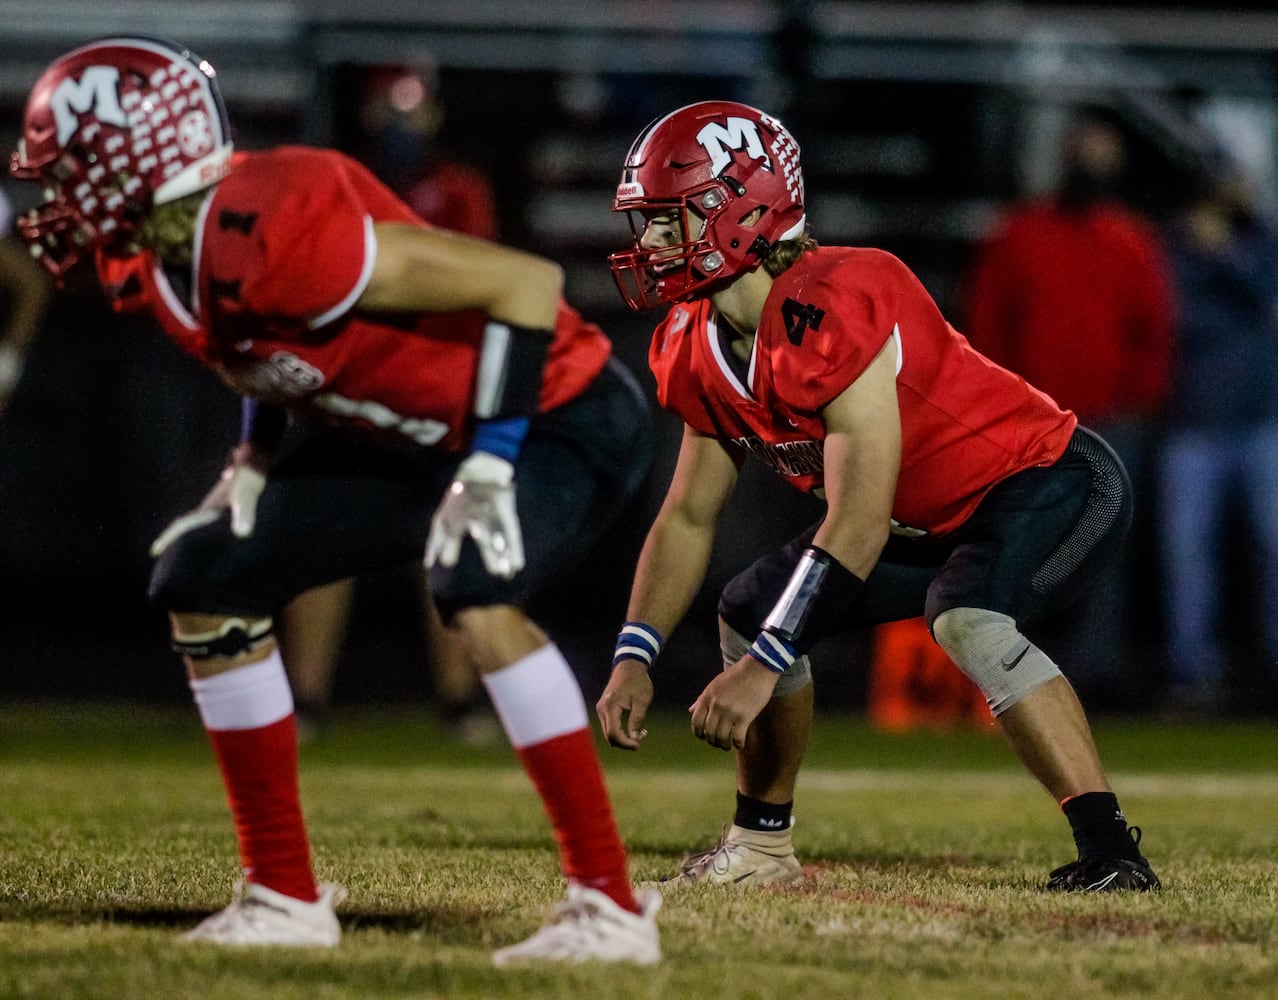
[748,545,863,672]
[472,321,553,420]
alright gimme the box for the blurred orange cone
[867,617,997,732]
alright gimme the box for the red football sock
[515,727,639,914]
[482,644,639,914]
[205,715,318,902]
[190,652,317,903]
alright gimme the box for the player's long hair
[763,228,819,277]
[136,191,205,267]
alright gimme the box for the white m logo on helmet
[51,67,127,146]
[696,117,771,178]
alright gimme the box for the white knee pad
[720,620,812,696]
[931,607,1060,716]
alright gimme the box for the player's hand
[689,655,780,751]
[425,451,525,580]
[596,659,654,751]
[150,454,267,556]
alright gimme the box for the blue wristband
[470,416,530,464]
[747,631,799,674]
[613,621,664,669]
[240,398,287,451]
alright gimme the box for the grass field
[0,701,1275,1000]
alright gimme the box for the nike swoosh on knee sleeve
[1001,642,1031,671]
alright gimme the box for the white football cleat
[182,881,346,947]
[661,823,805,887]
[492,884,662,966]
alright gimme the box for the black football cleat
[1045,827,1161,892]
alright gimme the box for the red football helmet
[9,36,233,277]
[609,101,806,310]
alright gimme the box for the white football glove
[425,451,525,580]
[150,460,267,557]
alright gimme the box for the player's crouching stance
[11,37,660,963]
[596,101,1159,894]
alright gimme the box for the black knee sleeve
[148,534,274,618]
[718,575,766,640]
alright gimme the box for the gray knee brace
[931,608,1060,715]
[720,620,813,696]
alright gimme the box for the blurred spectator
[1156,166,1278,717]
[962,109,1174,707]
[0,186,51,415]
[281,63,499,741]
[356,63,497,240]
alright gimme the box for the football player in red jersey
[11,37,661,963]
[596,101,1160,893]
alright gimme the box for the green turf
[1,702,1275,999]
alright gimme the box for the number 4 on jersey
[781,297,825,345]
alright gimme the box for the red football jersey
[98,146,609,452]
[649,246,1077,537]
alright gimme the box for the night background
[2,0,1277,717]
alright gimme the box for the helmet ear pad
[708,195,777,263]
